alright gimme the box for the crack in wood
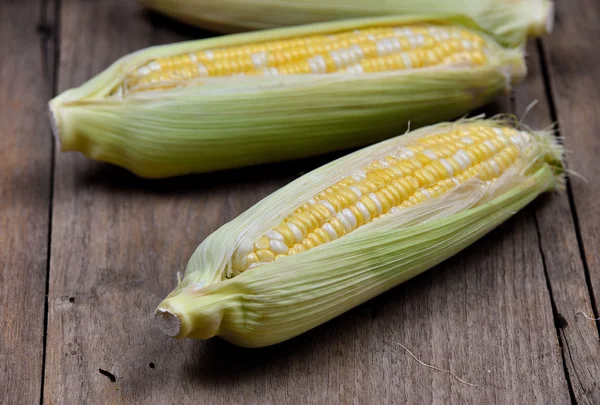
[533,209,578,405]
[512,51,579,402]
[39,0,61,404]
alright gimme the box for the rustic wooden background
[1,0,599,403]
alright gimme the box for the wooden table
[2,1,599,403]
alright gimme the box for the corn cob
[138,0,554,47]
[155,118,564,348]
[49,16,526,178]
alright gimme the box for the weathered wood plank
[537,0,600,402]
[0,1,55,404]
[544,0,600,309]
[514,40,600,404]
[44,1,570,403]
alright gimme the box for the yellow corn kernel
[256,250,276,262]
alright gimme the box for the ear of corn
[138,0,554,47]
[49,16,526,178]
[154,117,564,347]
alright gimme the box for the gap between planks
[39,0,61,404]
[535,38,600,336]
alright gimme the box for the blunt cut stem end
[48,102,62,150]
[48,100,79,152]
[155,308,182,338]
[155,291,226,340]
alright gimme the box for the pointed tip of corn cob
[533,127,565,189]
[504,49,528,87]
[529,0,555,36]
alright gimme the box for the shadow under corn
[143,9,220,42]
[123,207,530,404]
[76,148,352,197]
[184,268,436,383]
[177,212,524,376]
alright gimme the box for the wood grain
[543,0,600,310]
[0,1,54,404]
[514,40,600,404]
[538,0,600,402]
[43,1,572,404]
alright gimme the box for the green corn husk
[138,0,554,47]
[154,117,564,348]
[49,16,526,178]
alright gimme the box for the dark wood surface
[0,2,54,405]
[539,2,600,402]
[2,0,599,403]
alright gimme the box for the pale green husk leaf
[138,0,554,46]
